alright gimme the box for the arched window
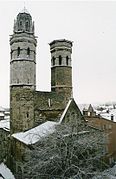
[20,21,22,26]
[59,55,62,65]
[26,112,29,118]
[52,57,55,66]
[19,21,23,30]
[27,79,29,84]
[17,79,19,83]
[66,56,69,66]
[17,47,20,57]
[27,47,30,56]
[26,21,29,31]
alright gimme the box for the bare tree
[18,121,107,179]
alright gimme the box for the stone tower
[10,8,37,133]
[50,39,73,99]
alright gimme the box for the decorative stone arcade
[50,39,73,99]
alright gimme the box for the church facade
[8,9,88,176]
[10,9,74,134]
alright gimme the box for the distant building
[83,104,116,164]
[83,104,96,117]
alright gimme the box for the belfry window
[66,56,69,66]
[17,79,19,83]
[20,21,22,26]
[26,112,29,118]
[26,21,29,31]
[52,57,55,66]
[27,79,30,84]
[59,55,62,65]
[19,21,23,30]
[27,47,30,56]
[17,47,20,57]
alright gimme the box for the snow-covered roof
[59,99,72,123]
[79,102,116,122]
[0,107,5,112]
[0,163,15,179]
[12,121,58,145]
[78,103,94,113]
[4,116,10,120]
[0,119,10,131]
[96,106,116,122]
[0,112,4,117]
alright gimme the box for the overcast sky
[0,0,116,107]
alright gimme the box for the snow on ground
[0,119,10,131]
[12,121,58,145]
[0,163,15,179]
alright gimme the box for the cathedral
[10,8,75,134]
[0,8,85,177]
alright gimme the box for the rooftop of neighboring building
[79,103,116,122]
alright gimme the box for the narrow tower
[10,8,37,89]
[50,39,73,99]
[10,8,37,133]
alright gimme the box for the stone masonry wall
[0,129,9,163]
[10,88,35,133]
[34,91,67,125]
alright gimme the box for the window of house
[66,56,69,65]
[59,55,62,65]
[17,47,20,57]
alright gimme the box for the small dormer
[83,104,96,117]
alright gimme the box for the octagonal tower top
[13,7,34,34]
